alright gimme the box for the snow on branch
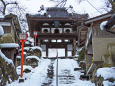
[26,55,39,61]
[0,50,14,65]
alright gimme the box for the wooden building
[26,7,88,57]
[84,12,115,75]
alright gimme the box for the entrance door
[48,48,65,57]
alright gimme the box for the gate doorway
[48,48,65,57]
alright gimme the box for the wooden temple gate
[26,7,88,57]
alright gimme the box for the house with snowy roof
[0,13,21,65]
[84,12,115,75]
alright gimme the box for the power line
[86,0,102,14]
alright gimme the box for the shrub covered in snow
[26,55,39,68]
[17,65,33,75]
[96,67,115,86]
[19,46,42,57]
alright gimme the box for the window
[2,26,11,34]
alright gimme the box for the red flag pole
[21,40,24,78]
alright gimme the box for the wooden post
[46,45,48,57]
[65,46,67,57]
[35,36,37,47]
[21,40,24,78]
[72,39,76,56]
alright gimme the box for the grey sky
[19,0,109,18]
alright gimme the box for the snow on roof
[0,25,4,36]
[26,55,39,61]
[43,23,49,25]
[96,67,115,80]
[0,43,19,48]
[100,21,108,30]
[0,50,14,65]
[0,22,11,26]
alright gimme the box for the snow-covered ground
[6,59,51,86]
[52,59,95,86]
[6,49,95,86]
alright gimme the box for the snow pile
[103,81,115,86]
[0,50,14,65]
[23,52,27,55]
[0,22,11,26]
[96,67,115,86]
[23,47,30,51]
[26,55,39,61]
[16,56,21,59]
[100,21,108,30]
[25,37,34,46]
[0,43,19,48]
[6,59,51,86]
[20,46,42,52]
[25,41,30,44]
[17,65,33,75]
[17,65,33,71]
[0,25,4,36]
[96,67,115,80]
[31,46,42,52]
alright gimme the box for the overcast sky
[18,0,110,18]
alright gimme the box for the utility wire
[86,0,102,14]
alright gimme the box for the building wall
[92,38,115,63]
[91,24,115,65]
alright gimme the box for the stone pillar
[72,39,76,56]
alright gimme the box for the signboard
[33,31,38,36]
[19,33,28,42]
[55,21,59,28]
[33,31,38,47]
